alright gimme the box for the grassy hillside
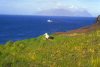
[0,30,100,67]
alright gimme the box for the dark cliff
[95,15,100,24]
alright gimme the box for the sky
[0,0,100,16]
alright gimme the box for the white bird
[44,33,50,39]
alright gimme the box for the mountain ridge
[35,8,92,17]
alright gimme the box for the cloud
[69,5,78,9]
[0,0,99,16]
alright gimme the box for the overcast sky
[0,0,100,16]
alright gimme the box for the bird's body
[44,33,50,39]
[44,33,54,40]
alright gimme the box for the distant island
[35,8,92,17]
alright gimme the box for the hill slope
[0,30,100,67]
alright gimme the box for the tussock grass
[0,30,100,67]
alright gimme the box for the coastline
[55,15,100,35]
[0,16,100,66]
[55,23,100,35]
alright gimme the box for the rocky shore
[56,15,100,35]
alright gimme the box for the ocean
[0,15,96,44]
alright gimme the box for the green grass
[1,30,100,67]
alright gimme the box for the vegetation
[0,30,100,67]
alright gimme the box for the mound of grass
[0,30,100,67]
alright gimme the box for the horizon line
[0,14,97,17]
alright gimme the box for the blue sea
[0,15,96,44]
